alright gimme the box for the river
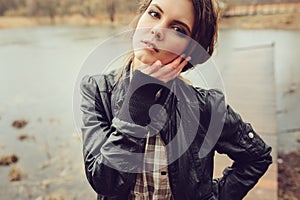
[0,25,299,199]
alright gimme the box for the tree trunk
[108,0,115,23]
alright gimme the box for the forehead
[150,0,194,27]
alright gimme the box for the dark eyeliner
[148,9,160,18]
[173,26,187,37]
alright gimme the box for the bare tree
[107,0,115,22]
[0,0,26,15]
[45,0,57,23]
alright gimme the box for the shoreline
[0,14,136,29]
[0,13,300,30]
[219,12,300,30]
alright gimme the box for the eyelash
[147,9,187,36]
[148,9,160,19]
[172,26,187,36]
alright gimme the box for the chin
[135,52,156,65]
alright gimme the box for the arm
[80,71,167,196]
[80,74,146,196]
[206,90,272,200]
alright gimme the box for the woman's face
[132,0,194,67]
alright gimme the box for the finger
[152,54,184,77]
[156,54,189,77]
[155,67,180,83]
[148,60,162,75]
[177,56,191,72]
[160,56,192,82]
[170,54,185,69]
[144,54,189,82]
[160,70,179,82]
[140,60,162,75]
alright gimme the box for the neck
[132,57,142,71]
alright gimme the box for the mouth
[141,40,159,53]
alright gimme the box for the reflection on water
[0,26,299,199]
[0,25,123,200]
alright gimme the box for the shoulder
[176,78,226,109]
[194,87,225,106]
[80,69,119,93]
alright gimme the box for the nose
[151,28,164,41]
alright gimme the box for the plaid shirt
[129,133,173,200]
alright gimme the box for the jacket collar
[110,61,131,117]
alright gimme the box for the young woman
[80,0,272,199]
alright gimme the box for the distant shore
[0,13,300,30]
[219,12,300,30]
[0,14,136,29]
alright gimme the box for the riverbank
[0,14,135,29]
[278,149,300,200]
[0,12,300,30]
[220,12,300,30]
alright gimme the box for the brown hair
[129,0,219,72]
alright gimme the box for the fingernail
[156,60,162,65]
[153,60,160,66]
[186,56,191,61]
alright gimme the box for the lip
[141,40,159,53]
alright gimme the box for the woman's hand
[138,54,191,83]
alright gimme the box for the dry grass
[219,12,300,30]
[0,12,300,30]
[278,150,300,200]
[0,14,135,29]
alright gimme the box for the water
[0,25,299,199]
[215,29,300,152]
[0,25,124,200]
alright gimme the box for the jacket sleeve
[80,71,165,197]
[206,90,272,200]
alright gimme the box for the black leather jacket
[80,67,272,200]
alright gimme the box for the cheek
[132,29,145,51]
[159,52,176,65]
[163,37,189,55]
[159,38,189,64]
[135,14,151,29]
[132,22,151,49]
[132,32,139,50]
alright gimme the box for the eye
[148,9,160,19]
[173,26,187,36]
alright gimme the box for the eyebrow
[152,4,164,14]
[174,20,191,34]
[151,4,192,35]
